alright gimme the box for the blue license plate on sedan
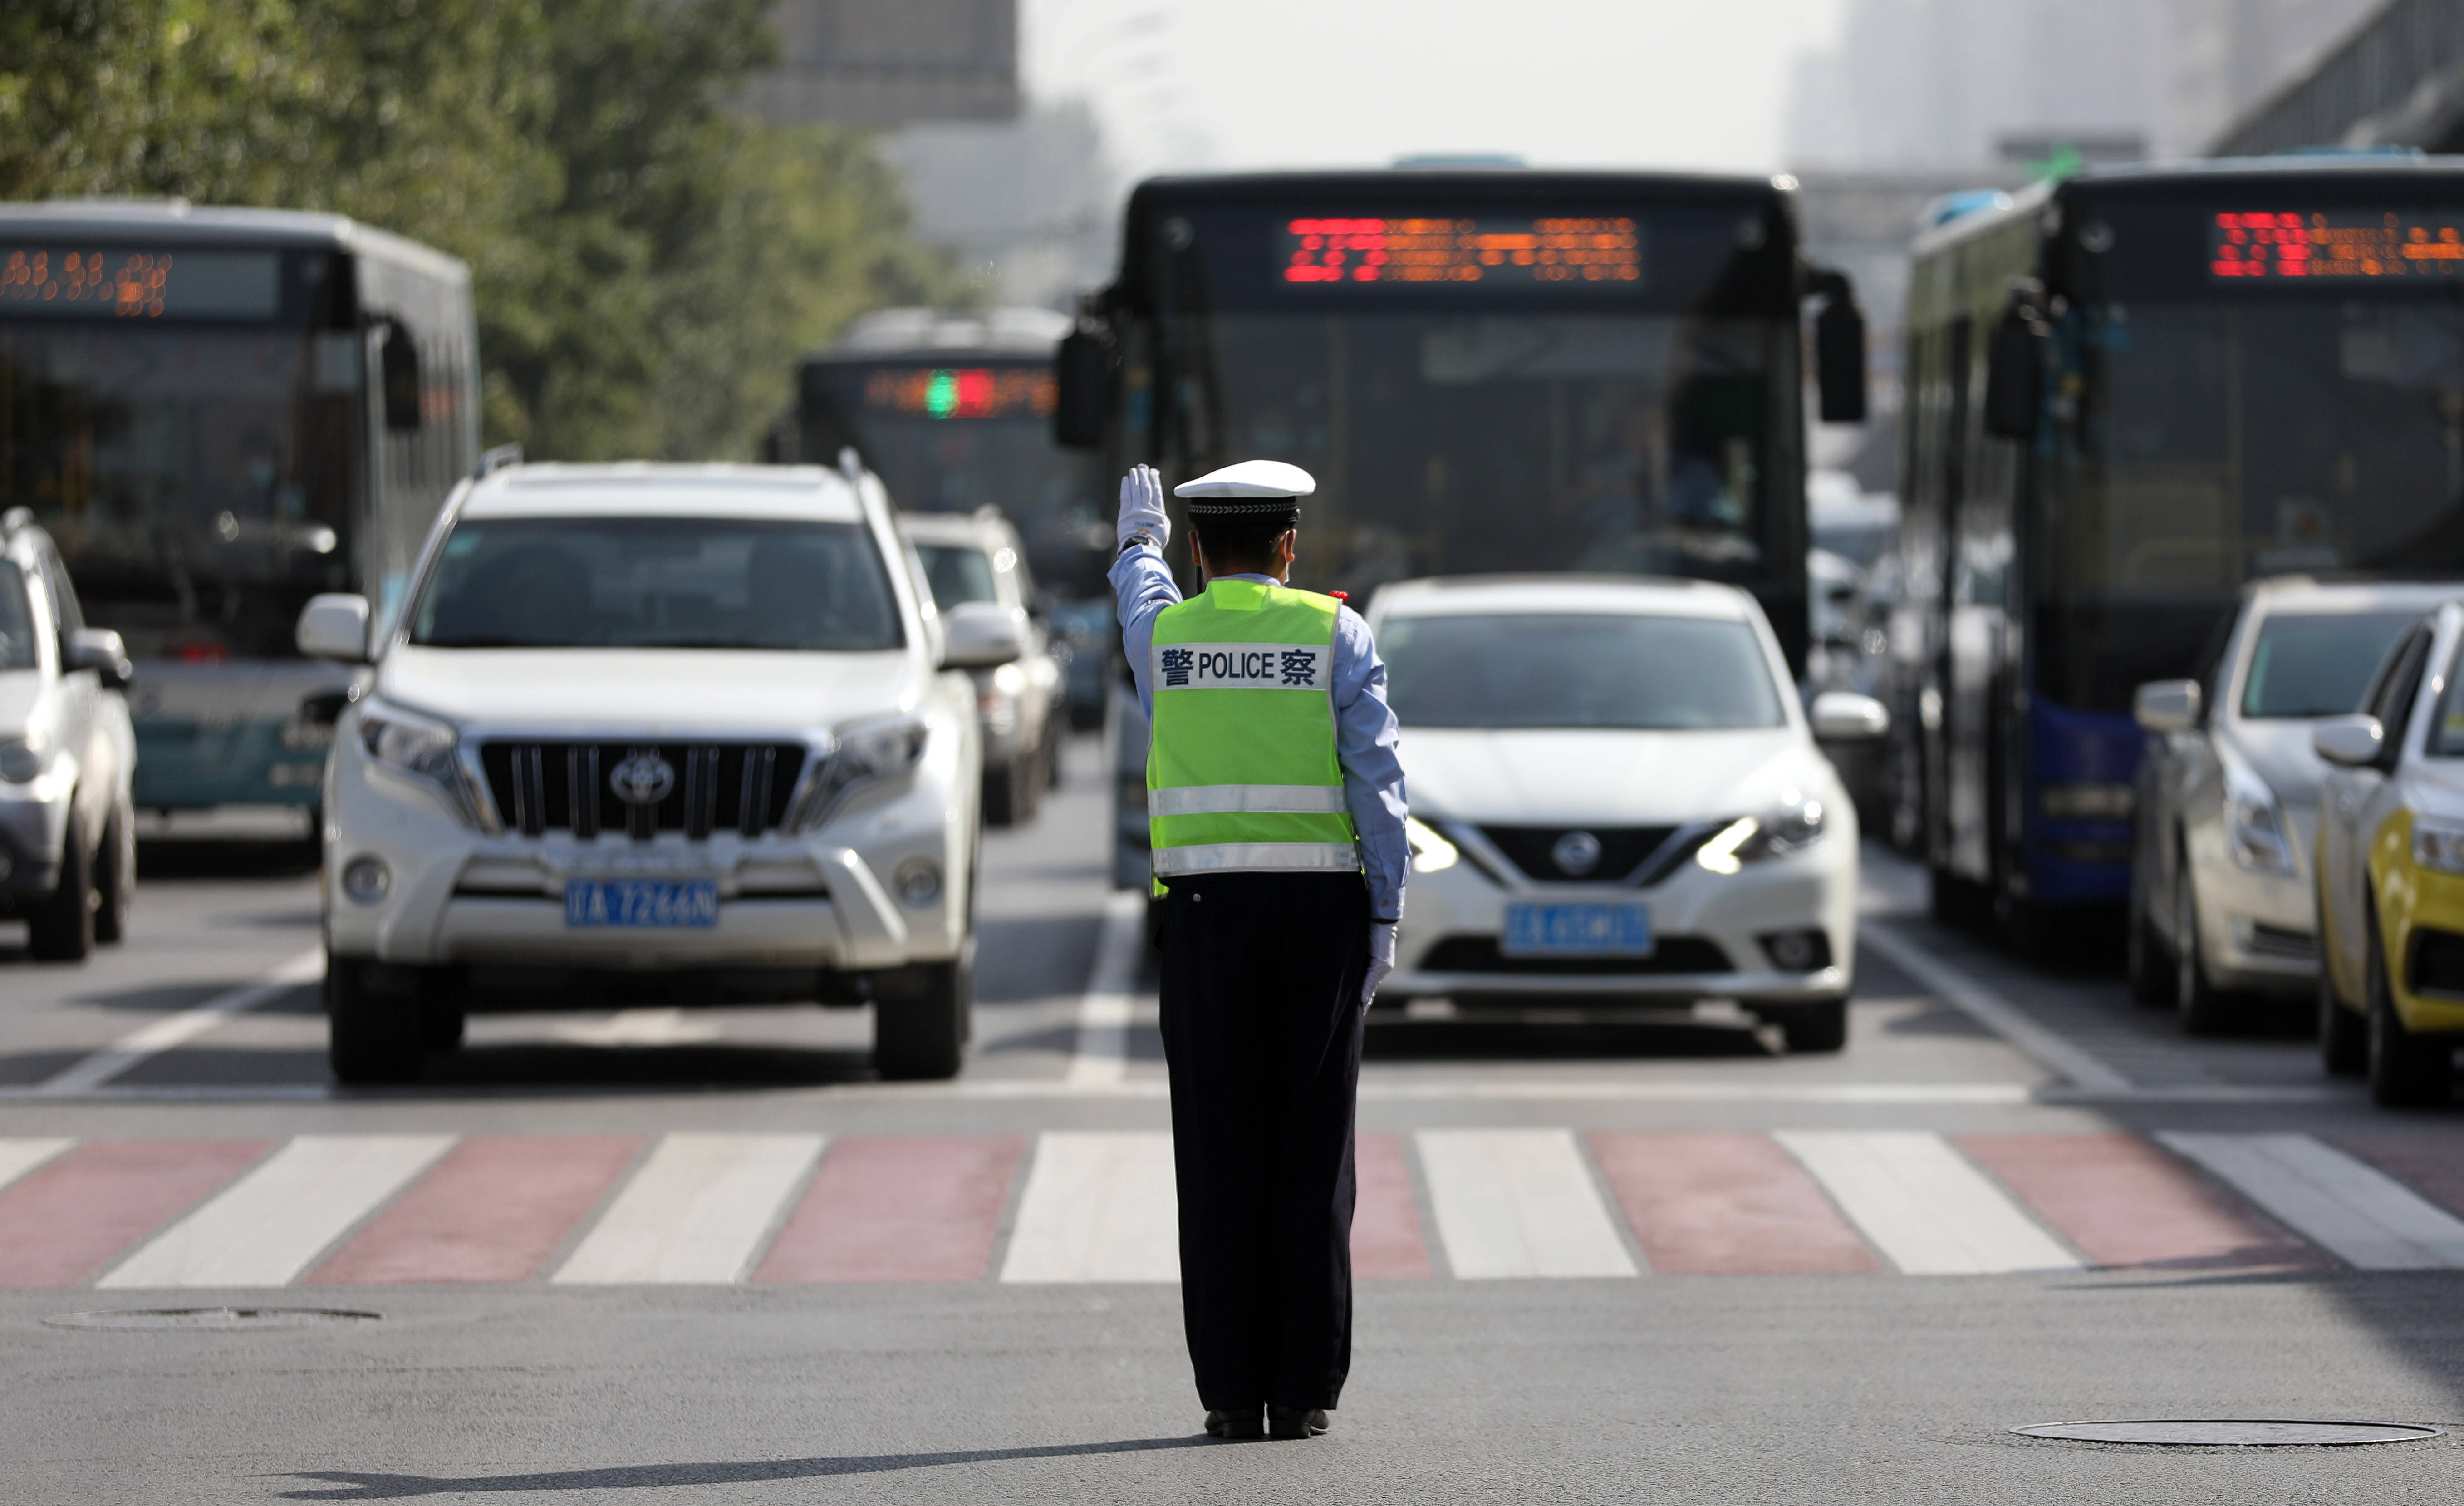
[1502,902,1653,957]
[564,879,719,929]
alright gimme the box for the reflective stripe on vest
[1146,577,1358,884]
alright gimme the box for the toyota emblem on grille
[1551,830,1602,876]
[609,748,675,807]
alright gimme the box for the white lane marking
[0,1138,74,1192]
[999,1131,1180,1283]
[99,1134,454,1288]
[1858,922,2134,1092]
[1064,892,1149,1087]
[550,1008,722,1047]
[553,1133,822,1285]
[1778,1130,2081,1275]
[35,949,326,1097]
[1415,1129,1638,1280]
[2160,1133,2464,1270]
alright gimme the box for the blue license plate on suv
[564,879,720,929]
[1501,901,1654,957]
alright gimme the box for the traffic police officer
[1110,460,1407,1442]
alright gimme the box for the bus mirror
[1814,297,1867,423]
[380,330,422,431]
[1984,306,2045,440]
[1054,329,1113,449]
[2132,679,2201,734]
[297,593,373,662]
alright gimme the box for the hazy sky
[1024,0,1850,182]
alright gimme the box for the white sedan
[1367,576,1886,1051]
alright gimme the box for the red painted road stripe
[756,1136,1021,1283]
[1589,1131,1880,1275]
[1957,1133,2319,1271]
[308,1136,643,1285]
[2330,1132,2464,1220]
[1352,1132,1432,1279]
[0,1140,271,1288]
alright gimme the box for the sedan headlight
[788,714,929,831]
[0,733,47,784]
[2414,815,2464,876]
[1404,815,1458,874]
[1696,793,1826,875]
[2221,756,2294,875]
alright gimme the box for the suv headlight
[1697,793,1826,875]
[0,732,47,784]
[2414,815,2464,876]
[787,714,929,832]
[355,700,481,825]
[2221,755,2294,875]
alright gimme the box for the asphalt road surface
[5,738,2464,1503]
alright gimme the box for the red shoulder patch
[1328,591,1349,603]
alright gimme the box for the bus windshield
[0,322,349,659]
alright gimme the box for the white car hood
[376,647,918,737]
[0,672,38,740]
[1400,727,1826,826]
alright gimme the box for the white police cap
[1173,460,1316,516]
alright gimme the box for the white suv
[298,462,1004,1084]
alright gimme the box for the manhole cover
[2013,1420,2440,1447]
[43,1307,380,1331]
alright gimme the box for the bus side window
[381,328,422,432]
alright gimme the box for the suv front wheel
[327,955,427,1085]
[872,955,972,1080]
[26,808,94,962]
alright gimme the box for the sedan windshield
[1380,611,1784,730]
[408,517,903,651]
[2239,610,2427,719]
[915,543,998,609]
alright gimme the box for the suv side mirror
[2133,679,2201,734]
[2312,714,2386,769]
[297,593,373,662]
[1053,327,1113,450]
[64,628,132,690]
[1809,690,1889,741]
[1809,270,1868,424]
[1984,298,2047,440]
[941,600,1026,669]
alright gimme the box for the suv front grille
[478,741,805,840]
[1477,825,1684,883]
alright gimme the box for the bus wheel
[2367,912,2450,1107]
[327,955,426,1086]
[1928,866,1989,930]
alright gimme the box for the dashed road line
[33,949,324,1098]
[1063,892,1149,1088]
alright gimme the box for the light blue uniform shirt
[1111,544,1408,921]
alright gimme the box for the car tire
[982,761,1020,828]
[1770,998,1849,1053]
[2127,886,2173,1009]
[1044,724,1065,790]
[2366,910,2451,1108]
[26,807,95,963]
[2174,864,2234,1036]
[2319,954,2366,1077]
[873,956,971,1081]
[93,795,135,945]
[419,970,469,1053]
[327,955,426,1085]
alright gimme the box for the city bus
[0,202,478,818]
[1890,157,2464,938]
[789,307,1109,601]
[1053,169,1868,886]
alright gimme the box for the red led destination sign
[2209,211,2464,281]
[0,247,282,317]
[1280,217,1642,290]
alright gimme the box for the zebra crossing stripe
[553,1134,822,1285]
[2160,1133,2464,1270]
[999,1131,1179,1283]
[99,1135,455,1289]
[0,1140,271,1289]
[1958,1132,2318,1271]
[1589,1131,1881,1275]
[1415,1129,1638,1279]
[1777,1131,2080,1275]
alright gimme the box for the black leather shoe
[1268,1405,1330,1439]
[1205,1407,1264,1440]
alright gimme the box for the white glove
[1363,921,1398,1004]
[1117,465,1170,552]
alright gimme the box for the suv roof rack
[475,443,523,478]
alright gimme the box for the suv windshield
[915,542,998,608]
[1381,611,1783,730]
[0,563,35,671]
[2239,609,2427,719]
[408,517,902,651]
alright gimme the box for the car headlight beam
[1697,794,1827,875]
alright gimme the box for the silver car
[0,509,137,961]
[2129,577,2460,1031]
[900,509,1065,827]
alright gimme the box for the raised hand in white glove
[1362,920,1399,1004]
[1117,464,1170,552]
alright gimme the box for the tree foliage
[0,0,968,458]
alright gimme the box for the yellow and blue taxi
[2314,600,2464,1106]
